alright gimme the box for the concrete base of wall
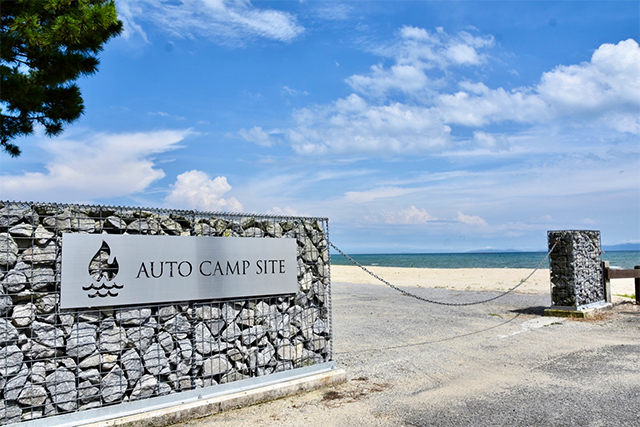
[544,303,612,318]
[82,368,347,427]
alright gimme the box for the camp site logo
[83,240,122,299]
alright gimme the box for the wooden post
[635,265,640,305]
[603,261,611,303]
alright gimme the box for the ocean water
[330,251,640,270]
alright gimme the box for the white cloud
[438,39,640,131]
[437,83,550,126]
[288,94,452,155]
[344,186,416,204]
[537,39,640,127]
[346,64,430,99]
[382,206,437,224]
[472,131,510,152]
[117,0,304,45]
[0,130,189,202]
[244,27,636,158]
[347,26,493,98]
[267,206,307,217]
[314,3,351,21]
[456,212,488,226]
[165,170,242,212]
[238,126,275,147]
[281,86,308,97]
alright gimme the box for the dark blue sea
[330,251,640,270]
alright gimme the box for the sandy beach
[331,265,636,299]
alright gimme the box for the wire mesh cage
[548,230,604,308]
[0,201,332,424]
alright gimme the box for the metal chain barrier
[329,241,557,307]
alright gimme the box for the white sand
[331,265,636,298]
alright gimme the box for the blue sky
[1,1,639,253]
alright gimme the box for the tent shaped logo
[83,240,122,298]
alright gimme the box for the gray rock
[77,352,101,369]
[0,399,23,424]
[116,308,151,326]
[0,318,19,345]
[177,360,191,376]
[0,344,23,376]
[34,224,55,244]
[143,343,169,376]
[157,305,177,322]
[242,227,264,238]
[126,218,161,235]
[2,270,27,293]
[241,325,266,346]
[130,374,158,401]
[67,323,97,358]
[220,322,242,342]
[155,331,173,355]
[312,318,326,335]
[207,318,225,336]
[194,222,213,236]
[78,380,100,403]
[4,364,29,400]
[104,215,127,231]
[20,241,57,265]
[30,362,47,385]
[78,368,101,385]
[8,223,33,238]
[126,323,155,352]
[194,322,214,355]
[32,321,64,348]
[277,341,303,361]
[160,217,183,235]
[99,325,127,353]
[176,338,193,360]
[121,348,143,386]
[35,294,58,314]
[300,237,319,263]
[237,308,255,327]
[0,207,29,228]
[156,382,173,396]
[31,267,56,291]
[22,339,58,359]
[211,218,228,234]
[227,347,243,362]
[0,292,12,316]
[46,368,77,411]
[221,302,241,323]
[264,222,283,238]
[0,233,19,267]
[101,366,127,403]
[195,305,221,320]
[254,301,274,323]
[220,370,249,384]
[18,383,48,406]
[101,354,119,370]
[202,355,232,377]
[161,313,190,337]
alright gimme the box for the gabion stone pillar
[547,230,605,309]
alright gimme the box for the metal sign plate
[60,234,298,308]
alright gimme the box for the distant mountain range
[467,243,640,253]
[602,243,640,251]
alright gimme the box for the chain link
[329,241,557,307]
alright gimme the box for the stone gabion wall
[0,201,332,424]
[548,230,603,308]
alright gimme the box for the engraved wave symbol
[82,282,124,298]
[86,240,121,298]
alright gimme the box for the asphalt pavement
[180,281,640,427]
